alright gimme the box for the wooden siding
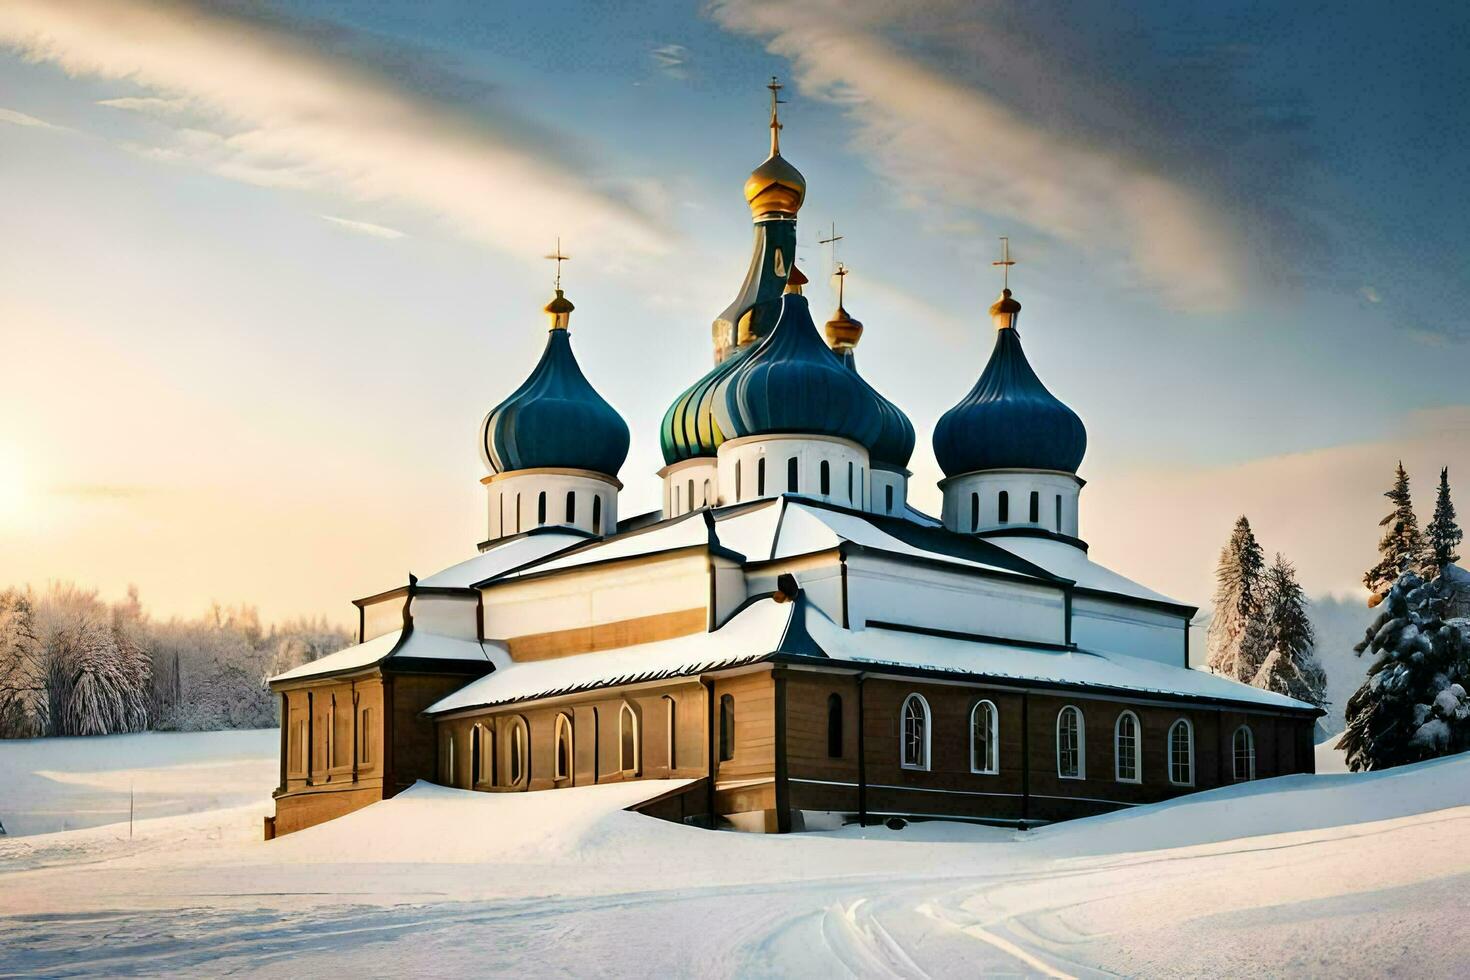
[506,607,706,661]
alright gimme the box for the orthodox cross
[817,222,844,273]
[833,261,849,307]
[992,236,1015,290]
[544,237,569,290]
[767,76,786,152]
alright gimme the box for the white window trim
[554,713,574,781]
[1233,724,1256,781]
[1057,705,1086,780]
[1168,718,1195,787]
[619,702,640,775]
[509,717,528,787]
[1113,710,1142,784]
[900,693,932,771]
[969,699,999,775]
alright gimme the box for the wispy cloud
[319,214,406,239]
[0,106,65,130]
[651,44,690,80]
[1360,285,1381,304]
[1,0,666,261]
[711,0,1253,313]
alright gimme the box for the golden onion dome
[543,287,574,330]
[824,264,863,349]
[744,76,806,218]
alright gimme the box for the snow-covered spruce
[1425,467,1463,581]
[1206,515,1267,682]
[1364,462,1428,607]
[1252,554,1327,708]
[1341,570,1470,770]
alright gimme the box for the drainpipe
[1020,691,1030,830]
[856,672,867,828]
[702,677,717,830]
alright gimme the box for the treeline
[0,583,351,738]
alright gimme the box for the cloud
[1,0,666,261]
[710,0,1252,313]
[651,44,690,80]
[1360,285,1381,304]
[0,106,65,130]
[319,214,406,239]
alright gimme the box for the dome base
[940,468,1082,540]
[483,468,621,542]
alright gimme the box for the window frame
[508,716,528,787]
[1232,724,1256,781]
[663,695,677,771]
[718,694,735,762]
[618,702,640,776]
[826,693,843,759]
[1114,710,1141,784]
[1168,718,1195,787]
[554,712,574,782]
[969,699,999,775]
[900,693,932,771]
[1057,705,1085,779]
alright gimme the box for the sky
[1,0,1466,627]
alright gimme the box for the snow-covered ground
[2,731,1468,978]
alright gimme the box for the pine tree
[1363,462,1427,606]
[1252,554,1327,707]
[1206,516,1268,681]
[1341,570,1470,771]
[1425,467,1462,580]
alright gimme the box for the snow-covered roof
[424,594,1313,716]
[426,599,794,714]
[416,530,589,589]
[986,535,1190,609]
[500,512,719,579]
[269,628,492,685]
[805,613,1311,712]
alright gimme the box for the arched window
[537,491,547,525]
[1114,711,1140,783]
[1029,490,1039,523]
[663,695,677,770]
[885,485,895,514]
[820,460,831,495]
[719,694,735,762]
[827,693,843,758]
[1057,706,1084,779]
[470,723,483,786]
[1055,494,1062,531]
[515,493,522,533]
[688,478,695,512]
[1233,725,1256,781]
[735,459,742,501]
[592,495,602,535]
[443,730,456,786]
[566,491,576,524]
[970,700,998,774]
[704,479,712,506]
[497,495,504,538]
[787,456,799,492]
[619,703,639,775]
[509,718,527,786]
[998,490,1010,524]
[675,484,682,514]
[847,461,854,503]
[555,713,573,781]
[757,457,766,496]
[901,693,931,770]
[970,492,979,531]
[1169,719,1194,786]
[326,696,337,768]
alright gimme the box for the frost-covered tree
[1341,570,1470,771]
[0,590,47,737]
[1252,554,1327,707]
[1207,516,1268,681]
[1364,462,1427,606]
[1425,467,1462,580]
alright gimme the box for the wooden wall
[781,670,1318,827]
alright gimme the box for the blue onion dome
[479,289,630,476]
[932,289,1086,476]
[711,293,885,450]
[659,343,756,465]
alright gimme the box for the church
[264,81,1321,839]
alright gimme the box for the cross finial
[992,236,1015,291]
[833,261,849,307]
[544,236,570,291]
[767,75,786,154]
[817,222,844,271]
